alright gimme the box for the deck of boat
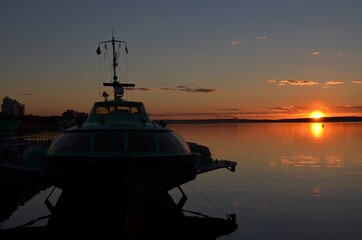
[197,159,237,174]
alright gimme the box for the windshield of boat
[95,105,144,115]
[85,101,151,124]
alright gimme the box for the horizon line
[4,114,362,123]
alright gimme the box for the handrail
[3,132,57,142]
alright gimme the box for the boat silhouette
[38,35,236,206]
[0,35,237,237]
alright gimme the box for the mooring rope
[185,182,229,217]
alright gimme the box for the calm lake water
[170,122,362,240]
[2,122,362,239]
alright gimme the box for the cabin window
[125,131,189,154]
[93,131,125,153]
[62,133,91,152]
[172,133,191,152]
[140,132,157,152]
[127,131,141,153]
[126,131,157,153]
[49,133,91,152]
[48,133,71,152]
[114,106,130,114]
[158,132,184,153]
[94,132,112,152]
[96,107,109,114]
[49,131,189,154]
[112,131,125,152]
[130,107,138,114]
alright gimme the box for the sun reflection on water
[310,122,324,138]
[270,153,345,170]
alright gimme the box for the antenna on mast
[97,34,134,101]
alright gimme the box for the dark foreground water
[1,122,362,239]
[170,122,362,240]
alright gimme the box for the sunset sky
[1,0,362,119]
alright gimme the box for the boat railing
[4,132,57,143]
[1,133,57,161]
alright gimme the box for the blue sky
[1,0,362,119]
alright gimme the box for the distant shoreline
[158,116,362,124]
[2,115,362,125]
[1,115,362,137]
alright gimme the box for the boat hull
[40,154,200,207]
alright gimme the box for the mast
[97,35,135,101]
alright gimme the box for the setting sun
[309,111,325,119]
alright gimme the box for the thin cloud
[310,51,321,56]
[278,80,319,86]
[338,53,348,57]
[152,111,236,118]
[231,41,245,46]
[269,79,357,88]
[125,87,152,91]
[184,88,216,93]
[152,109,267,119]
[152,105,362,120]
[145,16,154,21]
[19,93,34,96]
[152,106,308,120]
[352,80,362,84]
[324,81,344,85]
[161,84,218,94]
[268,79,319,86]
[162,87,216,93]
[217,108,240,111]
[267,106,306,114]
[256,36,267,40]
[327,105,362,115]
[161,87,172,91]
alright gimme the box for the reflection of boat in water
[0,35,237,237]
[0,189,237,239]
[0,170,49,225]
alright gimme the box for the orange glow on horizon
[309,110,325,120]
